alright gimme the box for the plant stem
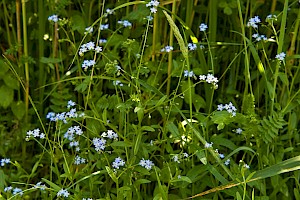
[166,0,176,95]
[270,0,288,113]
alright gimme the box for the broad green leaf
[41,178,61,191]
[105,166,118,183]
[11,101,25,120]
[3,74,19,90]
[166,121,180,137]
[0,85,13,109]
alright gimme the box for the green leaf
[278,72,288,85]
[11,101,25,120]
[3,74,19,90]
[196,150,207,165]
[224,7,233,15]
[0,59,9,78]
[40,57,62,64]
[71,14,86,34]
[105,166,118,183]
[41,178,61,191]
[0,85,14,108]
[170,176,192,183]
[166,121,180,137]
[133,179,151,186]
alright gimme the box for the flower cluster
[112,157,125,169]
[199,74,219,89]
[252,33,267,41]
[139,158,154,170]
[224,159,230,166]
[26,128,45,140]
[100,24,109,30]
[183,70,196,78]
[74,155,86,165]
[204,142,213,148]
[84,26,93,34]
[266,14,277,23]
[118,20,132,27]
[146,0,160,14]
[83,198,93,200]
[106,8,114,15]
[172,152,189,163]
[99,39,107,44]
[92,137,107,152]
[199,23,208,32]
[4,186,23,196]
[34,182,47,190]
[79,41,102,56]
[1,158,10,166]
[82,60,96,70]
[275,52,286,62]
[188,43,197,51]
[67,100,76,108]
[160,45,173,52]
[101,130,118,139]
[64,126,83,151]
[48,14,59,23]
[215,149,225,159]
[217,102,237,116]
[247,16,261,28]
[57,188,70,198]
[113,80,123,87]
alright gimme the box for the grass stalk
[270,0,288,113]
[38,0,46,113]
[21,0,29,122]
[166,0,176,96]
[237,0,253,111]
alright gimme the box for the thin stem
[166,0,176,95]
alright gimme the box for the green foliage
[258,112,287,144]
[0,0,300,199]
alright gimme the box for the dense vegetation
[1,0,300,199]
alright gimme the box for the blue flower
[160,45,173,52]
[188,43,197,51]
[74,155,86,165]
[275,52,286,61]
[93,137,106,152]
[57,188,70,197]
[247,16,261,28]
[82,60,96,70]
[139,158,154,170]
[0,158,10,166]
[199,23,208,32]
[13,188,23,196]
[204,142,213,148]
[48,15,59,23]
[112,157,125,169]
[118,20,132,27]
[84,26,93,34]
[100,24,109,30]
[67,100,76,108]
